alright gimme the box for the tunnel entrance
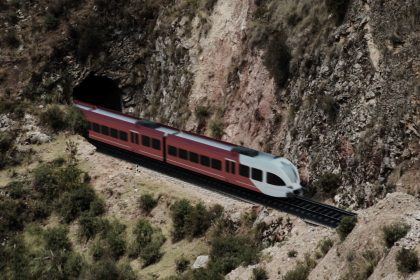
[73,75,123,111]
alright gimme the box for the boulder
[26,131,51,144]
[192,255,209,269]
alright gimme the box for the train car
[74,101,302,197]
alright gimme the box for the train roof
[174,132,234,151]
[75,102,280,160]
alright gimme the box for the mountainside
[0,1,419,279]
[1,0,418,208]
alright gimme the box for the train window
[189,152,199,163]
[152,139,161,150]
[101,125,109,136]
[225,160,230,172]
[211,159,222,170]
[200,155,210,167]
[267,172,286,186]
[130,132,139,144]
[110,128,118,138]
[92,123,100,133]
[168,145,177,156]
[88,122,93,130]
[239,164,250,177]
[142,135,151,147]
[179,149,188,160]
[231,162,236,174]
[119,131,128,141]
[252,168,263,182]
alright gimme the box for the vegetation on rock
[382,222,411,248]
[138,193,159,214]
[396,248,418,274]
[337,216,357,241]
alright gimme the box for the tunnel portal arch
[73,75,123,111]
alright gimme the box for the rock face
[0,0,418,208]
[192,255,209,269]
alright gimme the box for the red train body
[75,101,302,197]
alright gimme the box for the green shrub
[45,0,84,30]
[337,216,357,241]
[6,181,27,199]
[209,119,224,139]
[0,131,24,169]
[175,256,190,273]
[140,239,165,266]
[102,220,127,260]
[195,105,210,123]
[0,198,27,237]
[65,107,89,135]
[44,226,71,252]
[396,248,418,273]
[317,238,334,256]
[252,267,268,280]
[0,235,30,279]
[28,199,52,221]
[320,95,339,122]
[41,105,67,131]
[79,213,104,240]
[130,219,166,266]
[118,261,136,280]
[171,199,194,241]
[91,239,106,261]
[33,161,84,201]
[63,252,85,278]
[0,131,14,151]
[88,259,120,280]
[382,222,411,248]
[283,262,309,280]
[88,259,134,280]
[106,229,126,259]
[2,29,20,48]
[315,173,341,195]
[90,197,106,216]
[185,202,212,239]
[288,250,298,258]
[283,254,317,280]
[171,200,215,241]
[263,31,291,88]
[210,235,260,275]
[90,220,127,260]
[58,184,96,223]
[325,0,350,25]
[138,193,158,214]
[33,163,62,199]
[209,204,224,220]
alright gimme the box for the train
[74,100,303,197]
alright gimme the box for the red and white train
[75,101,302,197]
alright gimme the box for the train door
[130,131,140,152]
[224,159,236,183]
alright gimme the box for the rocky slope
[1,0,418,208]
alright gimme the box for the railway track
[90,139,356,228]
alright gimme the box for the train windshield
[281,163,298,182]
[267,172,285,186]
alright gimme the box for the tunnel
[73,75,123,111]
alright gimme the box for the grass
[342,249,381,280]
[134,238,208,279]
